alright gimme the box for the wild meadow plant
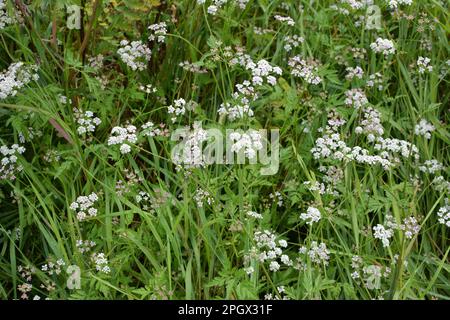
[0,0,449,300]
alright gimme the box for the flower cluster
[172,123,208,170]
[58,94,70,105]
[148,22,167,43]
[179,61,208,74]
[41,259,66,275]
[432,176,450,193]
[248,59,282,86]
[320,165,344,185]
[338,110,415,167]
[18,265,35,282]
[76,239,96,253]
[416,56,433,74]
[228,50,281,87]
[299,206,322,225]
[350,255,363,279]
[373,224,393,247]
[87,54,104,70]
[263,286,290,300]
[139,84,157,94]
[107,125,138,154]
[69,193,99,222]
[0,144,25,181]
[333,0,367,11]
[373,137,420,163]
[304,180,326,194]
[136,189,173,213]
[251,229,291,272]
[135,191,151,209]
[194,188,214,208]
[6,226,21,241]
[387,0,413,9]
[419,159,444,174]
[274,15,295,26]
[253,27,274,35]
[234,80,258,100]
[299,241,330,265]
[355,106,384,141]
[414,119,435,139]
[230,130,263,159]
[74,108,101,136]
[18,283,33,300]
[91,252,110,274]
[218,81,259,121]
[350,147,392,169]
[168,98,187,123]
[311,131,351,161]
[437,200,450,227]
[373,214,421,246]
[268,191,284,207]
[370,38,396,56]
[117,40,151,71]
[0,0,14,29]
[283,35,304,52]
[219,102,253,121]
[18,127,42,144]
[198,0,248,15]
[141,121,169,137]
[311,126,407,170]
[0,62,39,99]
[247,210,263,219]
[235,0,249,9]
[39,280,56,294]
[17,265,36,299]
[366,72,384,91]
[362,264,390,290]
[399,216,421,239]
[345,88,368,109]
[150,188,173,212]
[345,66,364,80]
[115,169,142,196]
[288,55,322,85]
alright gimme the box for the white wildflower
[91,252,110,274]
[148,22,167,43]
[167,98,187,123]
[288,55,322,85]
[370,38,396,56]
[414,119,435,139]
[0,62,39,100]
[300,206,322,225]
[274,15,295,26]
[74,108,101,136]
[345,66,364,80]
[283,35,304,52]
[0,144,25,181]
[437,200,450,227]
[69,192,99,222]
[117,40,151,71]
[229,130,263,159]
[107,125,138,154]
[373,224,393,247]
[345,88,368,109]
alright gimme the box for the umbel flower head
[107,125,138,154]
[0,62,39,100]
[69,192,99,221]
[117,40,151,71]
[0,144,25,181]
